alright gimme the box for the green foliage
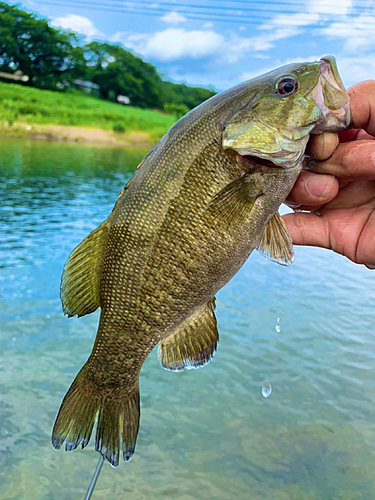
[161,81,216,110]
[164,103,190,119]
[85,42,163,109]
[0,82,176,139]
[0,2,85,89]
[112,121,126,133]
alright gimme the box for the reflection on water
[1,138,375,499]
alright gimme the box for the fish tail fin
[52,367,140,467]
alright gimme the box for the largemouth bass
[52,56,350,467]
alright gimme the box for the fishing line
[84,456,104,500]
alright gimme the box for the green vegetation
[0,82,176,139]
[0,2,216,113]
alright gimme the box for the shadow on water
[1,137,375,499]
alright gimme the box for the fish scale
[52,56,351,467]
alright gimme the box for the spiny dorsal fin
[206,174,263,223]
[257,212,294,266]
[158,299,218,371]
[60,220,110,317]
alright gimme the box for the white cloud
[203,22,214,29]
[51,14,102,39]
[333,55,375,87]
[317,13,375,52]
[161,11,187,24]
[307,0,352,16]
[124,28,224,61]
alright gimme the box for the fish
[52,56,351,467]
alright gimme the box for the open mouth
[237,154,283,170]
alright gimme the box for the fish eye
[275,77,298,96]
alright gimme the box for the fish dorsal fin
[60,220,110,317]
[206,174,263,223]
[257,212,294,266]
[158,299,219,372]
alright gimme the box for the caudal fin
[52,369,140,467]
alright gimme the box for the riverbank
[0,81,176,145]
[0,121,155,147]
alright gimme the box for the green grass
[0,82,176,139]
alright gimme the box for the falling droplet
[275,317,281,333]
[262,383,272,398]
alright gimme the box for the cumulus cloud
[51,14,102,38]
[161,11,187,24]
[124,28,224,61]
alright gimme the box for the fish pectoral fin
[60,219,110,317]
[206,174,263,223]
[158,299,219,372]
[257,212,294,266]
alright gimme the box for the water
[1,137,375,499]
[262,383,272,399]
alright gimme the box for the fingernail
[305,174,334,198]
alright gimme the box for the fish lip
[309,57,351,133]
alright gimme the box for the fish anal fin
[257,212,294,266]
[206,174,263,223]
[60,220,109,318]
[158,299,218,371]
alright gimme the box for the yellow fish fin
[257,212,294,266]
[52,366,140,467]
[60,219,110,317]
[206,174,263,223]
[158,299,218,371]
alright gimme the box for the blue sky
[17,0,375,91]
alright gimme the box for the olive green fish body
[52,56,351,466]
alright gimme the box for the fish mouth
[309,56,351,134]
[237,154,292,172]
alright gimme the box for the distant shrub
[112,121,126,133]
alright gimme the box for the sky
[15,0,375,91]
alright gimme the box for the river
[1,138,375,499]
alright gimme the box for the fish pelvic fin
[52,367,140,467]
[257,212,294,266]
[60,219,110,318]
[158,299,219,372]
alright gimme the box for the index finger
[347,80,375,136]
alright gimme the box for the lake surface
[1,137,375,500]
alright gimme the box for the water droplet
[275,317,281,333]
[262,383,272,398]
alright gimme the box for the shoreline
[0,122,156,147]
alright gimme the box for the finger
[286,171,339,207]
[347,80,375,136]
[282,212,330,248]
[307,132,339,160]
[310,140,375,180]
[320,180,375,211]
[339,128,375,143]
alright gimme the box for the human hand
[283,80,375,268]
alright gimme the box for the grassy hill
[0,82,177,141]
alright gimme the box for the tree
[84,42,163,108]
[0,2,85,89]
[161,81,216,111]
